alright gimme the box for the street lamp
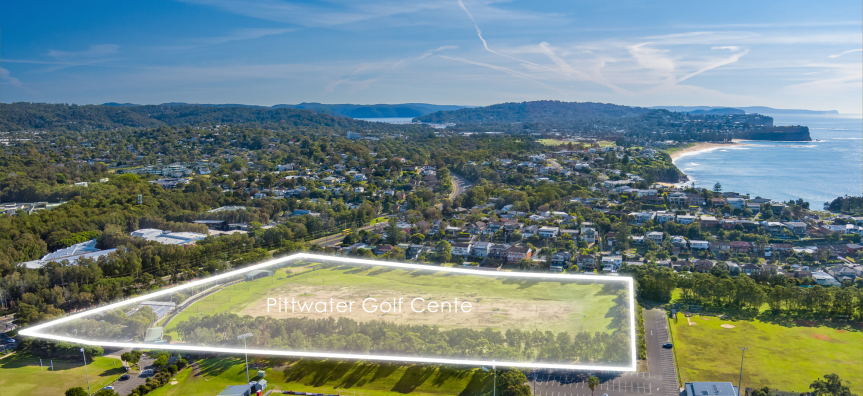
[80,348,91,395]
[737,347,749,396]
[238,333,253,383]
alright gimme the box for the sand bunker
[720,324,735,329]
[812,334,830,340]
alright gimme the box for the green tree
[497,369,531,396]
[94,389,120,396]
[810,374,853,396]
[65,387,88,396]
[385,218,402,245]
[435,240,452,263]
[713,182,722,194]
[587,376,600,396]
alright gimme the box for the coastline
[669,141,746,161]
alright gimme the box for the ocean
[673,113,863,208]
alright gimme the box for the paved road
[309,219,389,248]
[449,172,471,201]
[528,307,679,396]
[112,355,155,396]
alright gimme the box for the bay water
[673,113,863,207]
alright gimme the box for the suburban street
[528,307,679,396]
[449,172,471,201]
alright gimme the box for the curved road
[449,172,471,201]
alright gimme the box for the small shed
[244,270,273,281]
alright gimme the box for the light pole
[238,333,253,383]
[737,347,748,396]
[80,348,91,395]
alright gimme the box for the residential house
[488,244,510,259]
[693,260,715,273]
[730,241,752,253]
[710,241,731,253]
[374,245,393,255]
[522,225,540,238]
[451,242,472,257]
[677,215,696,225]
[601,256,623,272]
[550,252,572,271]
[646,231,664,244]
[505,246,533,261]
[576,255,596,270]
[471,241,492,258]
[538,226,560,238]
[740,264,760,275]
[689,240,710,250]
[698,215,718,227]
[783,221,807,235]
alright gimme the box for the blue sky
[2,0,861,113]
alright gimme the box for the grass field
[165,263,625,340]
[148,357,493,396]
[0,354,126,396]
[670,313,862,393]
[536,139,570,146]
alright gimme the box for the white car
[142,369,154,375]
[103,386,115,390]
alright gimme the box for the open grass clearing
[176,263,624,336]
[670,313,862,393]
[147,357,493,396]
[0,354,126,396]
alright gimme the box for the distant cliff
[735,126,811,141]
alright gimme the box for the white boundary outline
[20,253,637,371]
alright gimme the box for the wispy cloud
[1,67,37,94]
[455,0,552,72]
[1,67,24,88]
[438,55,566,95]
[828,48,863,58]
[47,44,120,62]
[180,0,441,27]
[677,48,749,83]
[202,28,294,44]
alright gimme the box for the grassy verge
[0,354,126,396]
[670,312,862,393]
[148,357,493,396]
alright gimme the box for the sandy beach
[670,142,745,160]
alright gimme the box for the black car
[662,343,673,349]
[120,374,131,380]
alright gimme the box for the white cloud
[1,67,24,88]
[828,48,863,58]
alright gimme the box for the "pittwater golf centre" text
[266,297,473,314]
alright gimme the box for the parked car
[662,343,673,349]
[142,369,154,375]
[103,386,115,390]
[119,374,131,380]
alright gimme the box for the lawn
[0,354,126,396]
[148,357,493,396]
[536,139,569,146]
[669,313,862,393]
[166,263,624,337]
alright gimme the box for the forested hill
[0,102,431,132]
[414,101,652,124]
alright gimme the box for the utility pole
[80,348,91,395]
[737,347,748,396]
[238,333,253,383]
